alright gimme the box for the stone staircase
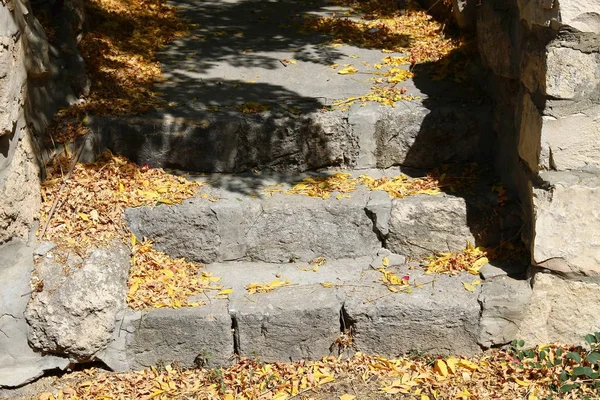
[74,0,532,372]
[91,165,529,371]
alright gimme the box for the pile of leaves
[36,334,600,400]
[39,151,202,254]
[303,0,460,65]
[299,0,472,109]
[74,0,188,116]
[266,167,476,200]
[128,238,224,310]
[425,242,489,276]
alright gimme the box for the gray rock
[373,103,489,169]
[245,191,380,262]
[344,266,482,356]
[101,302,234,370]
[126,195,263,264]
[25,243,130,360]
[127,190,381,264]
[479,263,527,280]
[478,276,532,348]
[87,110,357,173]
[0,239,69,388]
[33,241,56,256]
[365,190,392,237]
[231,285,343,361]
[386,194,476,258]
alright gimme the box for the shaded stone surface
[26,243,130,360]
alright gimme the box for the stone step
[82,100,491,174]
[125,170,520,264]
[98,257,531,371]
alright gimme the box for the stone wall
[467,0,600,344]
[0,0,87,387]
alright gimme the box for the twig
[39,135,89,240]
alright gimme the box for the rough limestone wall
[0,0,44,243]
[1,0,88,388]
[469,0,600,344]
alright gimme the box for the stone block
[518,272,600,345]
[546,45,600,100]
[517,92,542,172]
[476,1,521,79]
[478,276,532,348]
[231,286,342,361]
[26,243,130,360]
[373,103,489,170]
[118,303,233,369]
[559,0,600,32]
[127,190,381,264]
[533,172,600,276]
[344,266,482,356]
[387,194,476,258]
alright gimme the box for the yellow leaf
[456,388,472,399]
[382,256,389,267]
[223,394,234,400]
[338,66,358,75]
[446,357,459,374]
[131,234,137,247]
[434,359,448,377]
[515,378,530,386]
[382,49,393,53]
[78,212,89,221]
[218,288,234,296]
[321,282,335,288]
[421,395,431,400]
[458,359,479,371]
[340,395,356,400]
[462,282,475,292]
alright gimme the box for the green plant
[508,332,600,398]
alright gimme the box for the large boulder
[26,243,130,360]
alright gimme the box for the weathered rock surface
[100,302,233,370]
[231,286,343,361]
[558,0,600,32]
[518,272,600,345]
[541,104,600,172]
[0,240,69,388]
[126,189,381,263]
[532,172,600,276]
[386,194,476,258]
[26,243,130,360]
[86,100,491,174]
[344,266,482,356]
[478,275,532,348]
